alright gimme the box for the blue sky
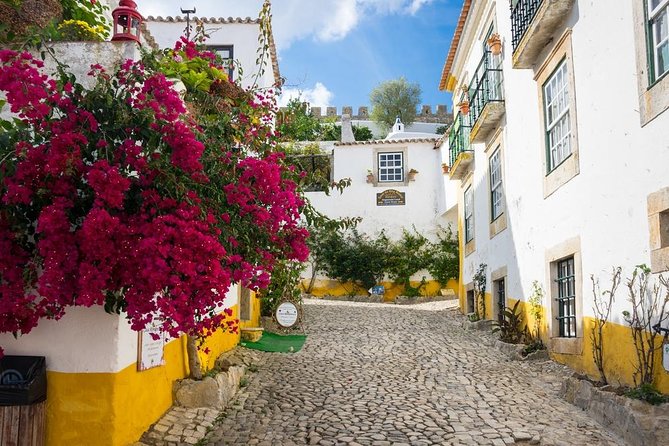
[140,0,460,111]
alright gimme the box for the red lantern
[112,0,144,43]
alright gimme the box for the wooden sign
[137,323,165,371]
[376,189,406,206]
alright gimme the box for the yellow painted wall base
[458,295,669,394]
[45,301,260,446]
[304,278,459,302]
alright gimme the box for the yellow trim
[45,303,255,445]
[304,279,459,302]
[459,296,669,393]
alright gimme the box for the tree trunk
[186,335,203,380]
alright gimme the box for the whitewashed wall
[307,140,455,242]
[452,0,669,326]
[145,21,276,90]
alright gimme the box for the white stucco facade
[444,0,669,332]
[144,17,279,90]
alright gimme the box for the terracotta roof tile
[438,0,472,92]
[335,138,440,147]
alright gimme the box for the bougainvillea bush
[0,39,309,353]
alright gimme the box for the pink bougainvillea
[0,43,309,347]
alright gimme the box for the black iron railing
[448,113,472,167]
[510,0,544,51]
[284,153,332,192]
[468,50,504,128]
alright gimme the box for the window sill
[489,213,507,239]
[464,239,476,257]
[544,151,579,198]
[550,336,582,355]
[375,181,407,188]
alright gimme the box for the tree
[369,77,422,130]
[277,98,322,141]
[320,122,374,141]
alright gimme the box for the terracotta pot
[442,164,450,174]
[487,33,502,56]
[458,101,470,115]
[366,174,375,184]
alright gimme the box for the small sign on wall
[663,342,669,372]
[275,301,299,328]
[137,323,165,371]
[376,189,406,206]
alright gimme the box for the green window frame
[542,59,571,173]
[464,186,474,243]
[646,0,669,83]
[556,257,576,338]
[489,148,504,221]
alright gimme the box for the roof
[438,0,472,92]
[335,137,440,147]
[144,15,282,87]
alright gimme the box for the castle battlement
[279,104,452,124]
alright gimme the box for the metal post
[180,7,196,40]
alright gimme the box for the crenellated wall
[281,104,453,124]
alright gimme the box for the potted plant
[487,33,502,56]
[441,163,449,174]
[366,169,375,184]
[457,85,470,115]
[407,168,419,181]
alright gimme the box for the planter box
[561,376,669,446]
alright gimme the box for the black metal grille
[468,50,504,129]
[556,257,576,338]
[284,153,332,192]
[510,0,544,51]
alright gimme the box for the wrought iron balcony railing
[448,113,472,167]
[511,0,543,51]
[468,50,504,129]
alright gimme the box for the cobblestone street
[204,300,625,446]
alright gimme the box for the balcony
[468,51,505,143]
[447,113,473,180]
[511,0,575,68]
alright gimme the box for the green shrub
[625,383,669,405]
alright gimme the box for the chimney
[341,114,355,143]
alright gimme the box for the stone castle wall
[280,105,453,124]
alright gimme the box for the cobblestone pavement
[204,300,626,446]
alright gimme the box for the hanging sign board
[275,301,299,328]
[376,189,405,206]
[137,323,165,371]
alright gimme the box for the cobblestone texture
[198,299,626,445]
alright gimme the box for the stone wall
[279,105,453,124]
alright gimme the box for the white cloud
[137,0,434,49]
[279,82,334,108]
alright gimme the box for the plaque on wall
[376,189,406,206]
[137,323,165,371]
[275,301,299,328]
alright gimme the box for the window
[543,59,571,172]
[378,152,404,182]
[556,257,576,338]
[208,45,234,80]
[494,278,506,324]
[464,186,474,243]
[489,148,504,221]
[648,0,669,81]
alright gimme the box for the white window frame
[378,152,404,183]
[489,148,504,221]
[648,0,669,81]
[543,59,571,173]
[464,186,474,243]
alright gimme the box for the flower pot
[458,100,470,115]
[487,33,502,56]
[366,174,375,184]
[441,164,450,174]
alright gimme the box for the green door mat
[240,332,306,353]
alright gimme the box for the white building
[440,0,669,391]
[303,118,459,298]
[144,15,280,89]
